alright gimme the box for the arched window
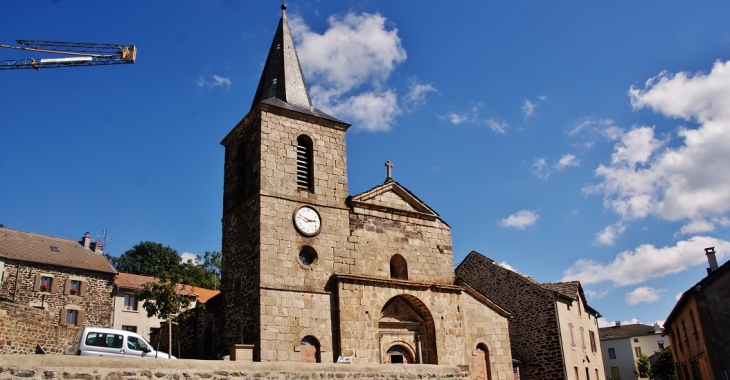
[390,254,408,280]
[296,135,313,191]
[300,336,321,363]
[386,344,414,364]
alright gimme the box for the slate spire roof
[250,4,344,124]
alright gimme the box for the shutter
[60,307,67,324]
[64,279,71,295]
[76,309,84,326]
[33,274,40,292]
[50,277,59,294]
[79,281,87,297]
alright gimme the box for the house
[0,228,117,353]
[456,251,606,380]
[170,5,516,379]
[663,247,730,380]
[113,272,219,340]
[599,322,667,380]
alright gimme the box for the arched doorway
[379,295,438,364]
[385,344,415,364]
[299,335,321,363]
[475,343,492,380]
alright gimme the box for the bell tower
[219,3,350,361]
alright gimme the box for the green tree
[133,271,190,359]
[637,354,651,378]
[650,348,677,380]
[179,251,221,289]
[110,241,181,277]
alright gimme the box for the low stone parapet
[0,354,465,379]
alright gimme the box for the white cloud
[584,288,610,300]
[532,154,580,179]
[675,292,684,301]
[484,118,508,134]
[587,60,730,231]
[497,261,517,272]
[561,235,730,286]
[499,210,539,230]
[403,79,436,110]
[522,99,536,118]
[680,219,715,235]
[197,74,231,89]
[179,252,198,263]
[445,112,470,125]
[597,317,614,328]
[625,286,666,305]
[290,12,407,132]
[594,221,627,246]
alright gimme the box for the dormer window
[296,135,313,191]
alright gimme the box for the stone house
[456,251,606,380]
[599,322,666,380]
[188,4,516,379]
[112,272,219,340]
[0,228,117,353]
[663,247,730,380]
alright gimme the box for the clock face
[293,206,322,236]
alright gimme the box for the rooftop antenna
[97,228,114,251]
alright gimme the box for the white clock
[293,206,322,236]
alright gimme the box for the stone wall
[456,252,566,380]
[0,355,466,380]
[0,301,79,354]
[0,260,114,327]
[460,291,513,379]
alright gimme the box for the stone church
[203,4,513,377]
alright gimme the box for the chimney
[705,247,719,273]
[615,321,621,327]
[90,241,103,254]
[82,232,91,249]
[653,322,661,334]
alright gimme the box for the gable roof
[349,180,442,223]
[0,228,116,274]
[542,281,600,316]
[115,272,220,303]
[665,257,730,327]
[598,323,660,341]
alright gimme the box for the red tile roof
[115,272,219,303]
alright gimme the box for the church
[195,4,514,378]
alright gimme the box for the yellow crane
[0,39,136,71]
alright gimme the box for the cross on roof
[385,160,393,182]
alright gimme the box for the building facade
[599,322,667,380]
[456,251,605,380]
[213,5,515,378]
[664,247,730,380]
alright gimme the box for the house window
[580,325,586,350]
[124,294,138,311]
[658,340,665,349]
[65,309,78,325]
[689,311,699,341]
[634,338,639,343]
[634,346,642,357]
[121,325,137,333]
[589,330,598,353]
[40,276,52,292]
[296,135,313,191]
[69,280,81,295]
[569,322,576,348]
[608,347,616,359]
[390,254,408,280]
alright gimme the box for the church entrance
[378,295,438,364]
[474,343,492,380]
[299,336,321,363]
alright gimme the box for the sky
[2,1,730,329]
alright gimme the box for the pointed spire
[250,3,313,111]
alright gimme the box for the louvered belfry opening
[296,135,313,191]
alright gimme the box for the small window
[121,325,137,333]
[50,246,59,252]
[390,254,408,280]
[65,309,78,325]
[298,246,318,266]
[40,276,52,293]
[658,340,665,349]
[634,338,639,343]
[69,280,81,295]
[127,336,148,351]
[569,322,576,348]
[634,346,642,357]
[580,325,586,350]
[608,347,616,359]
[589,330,598,353]
[124,294,138,311]
[296,135,313,191]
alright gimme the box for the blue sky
[2,1,730,328]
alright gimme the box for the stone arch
[299,335,321,363]
[474,342,493,380]
[390,254,408,280]
[385,342,416,364]
[379,294,438,364]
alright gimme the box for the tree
[110,241,181,277]
[179,251,221,289]
[650,348,678,380]
[637,354,651,378]
[133,271,190,359]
